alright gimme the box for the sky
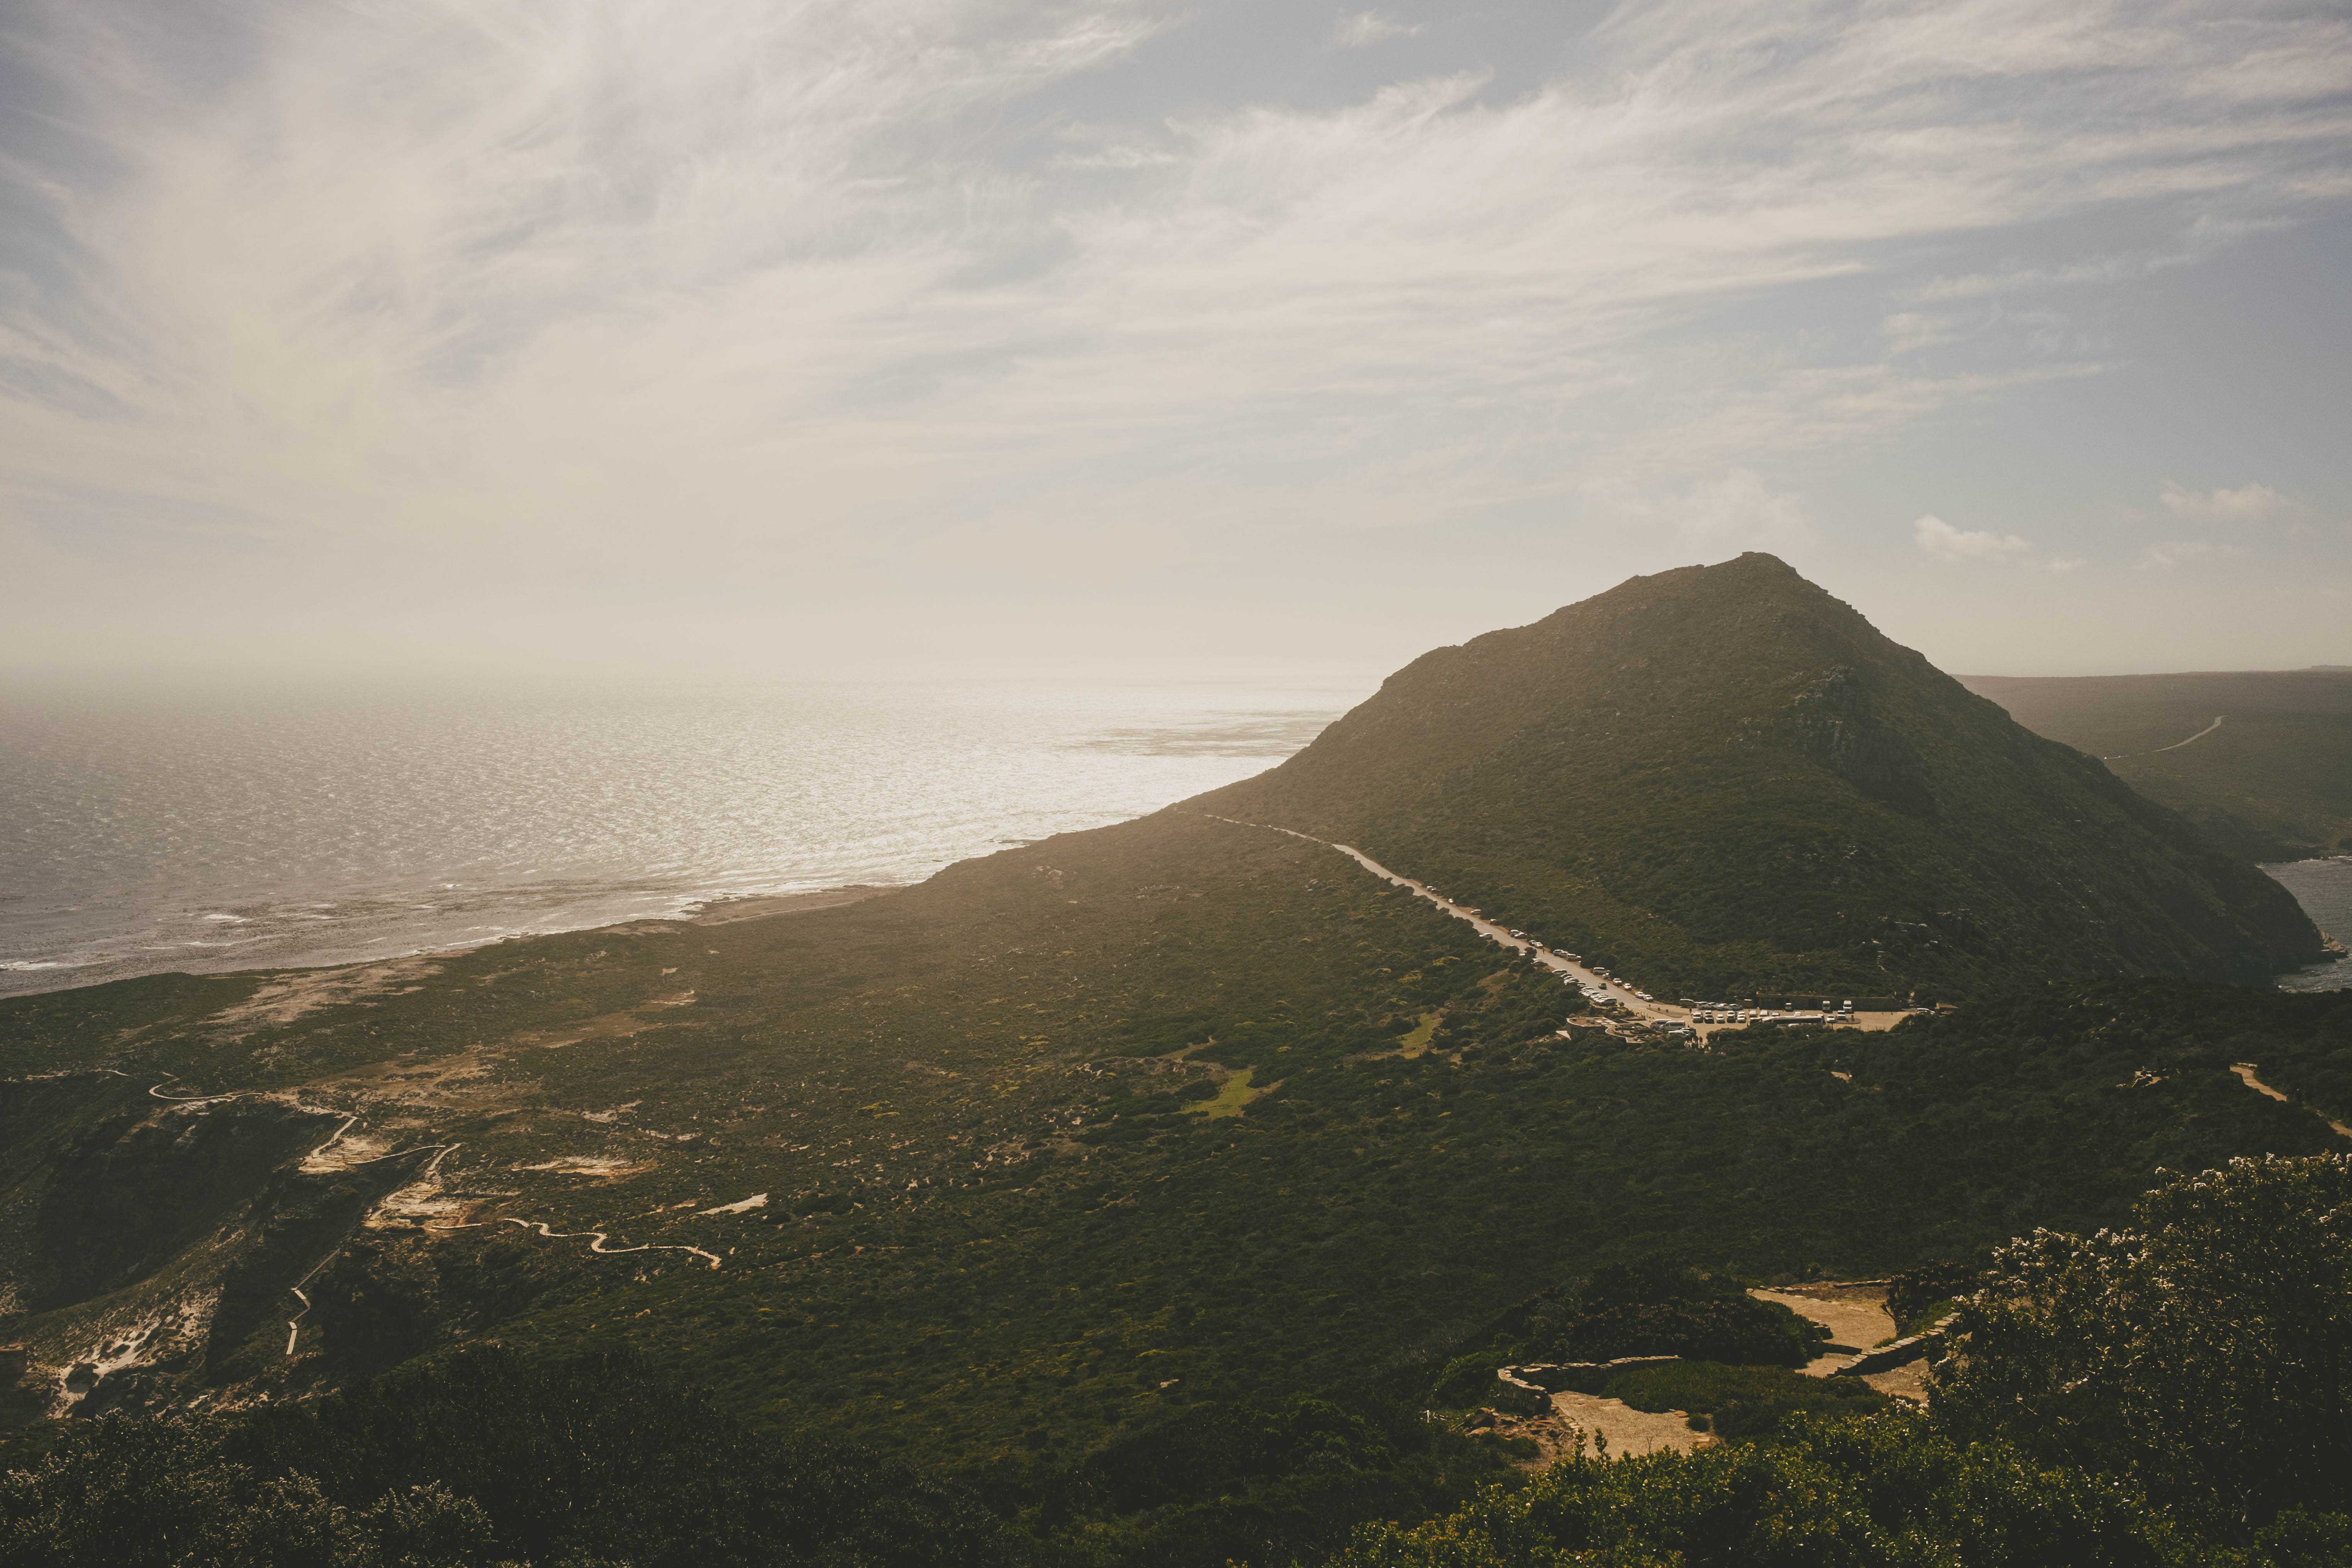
[2,0,2349,683]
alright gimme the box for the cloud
[1882,312,1966,354]
[1915,515,2033,562]
[1580,469,1816,552]
[1,0,2349,665]
[1334,12,1424,48]
[2137,539,2240,569]
[2158,479,2293,525]
[1671,470,1815,550]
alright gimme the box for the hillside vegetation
[5,785,2348,1561]
[12,1152,2352,1566]
[1963,669,2352,861]
[1201,553,2321,998]
[5,558,2349,1564]
[1339,1154,2352,1568]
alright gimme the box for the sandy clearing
[1751,1286,1896,1375]
[503,993,698,1053]
[1550,1390,1712,1457]
[1863,1361,1935,1402]
[701,1193,769,1215]
[201,954,445,1036]
[299,1113,415,1173]
[518,1155,653,1177]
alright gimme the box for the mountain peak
[1202,561,2320,996]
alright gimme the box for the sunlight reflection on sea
[0,676,1359,998]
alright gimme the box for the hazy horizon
[3,1,2350,681]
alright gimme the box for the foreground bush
[0,1346,1006,1568]
[1336,1411,2185,1567]
[1937,1152,2352,1535]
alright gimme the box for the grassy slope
[7,807,2347,1481]
[1200,553,2321,999]
[1962,670,2352,861]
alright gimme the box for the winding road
[283,1142,466,1356]
[136,1093,728,1355]
[497,1218,722,1269]
[422,1214,722,1270]
[147,1072,233,1106]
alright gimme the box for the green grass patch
[1185,1068,1264,1119]
[1398,1013,1440,1057]
[1603,1360,1885,1439]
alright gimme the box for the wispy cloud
[2159,479,2293,525]
[2138,539,2240,569]
[1915,515,2033,562]
[1,0,2348,664]
[1334,12,1425,48]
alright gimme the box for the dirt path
[2232,1063,2352,1140]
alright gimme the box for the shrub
[1603,1361,1882,1441]
[1887,1259,1976,1327]
[1936,1153,2352,1534]
[1333,1411,2187,1568]
[1429,1356,1501,1410]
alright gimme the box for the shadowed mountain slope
[1197,553,2322,998]
[1961,669,2352,862]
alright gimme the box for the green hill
[1960,669,2352,861]
[1198,553,2323,998]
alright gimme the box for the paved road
[2150,715,2225,753]
[1202,813,1903,1039]
[2106,715,2225,760]
[1202,814,1689,1027]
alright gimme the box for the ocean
[0,674,1361,1000]
[4,676,2347,998]
[2268,856,2352,992]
